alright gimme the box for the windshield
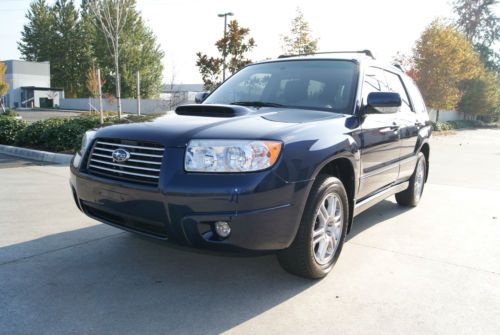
[204,60,358,114]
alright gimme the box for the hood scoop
[175,104,250,118]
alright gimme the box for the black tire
[395,152,426,207]
[277,174,348,279]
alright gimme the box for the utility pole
[97,68,103,125]
[218,12,234,82]
[136,71,141,116]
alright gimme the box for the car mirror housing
[195,92,210,104]
[365,92,401,114]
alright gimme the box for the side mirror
[365,92,401,114]
[195,92,209,104]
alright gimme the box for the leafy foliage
[3,114,164,152]
[0,117,28,145]
[457,70,500,117]
[17,0,164,99]
[413,20,484,111]
[17,0,55,63]
[281,8,319,55]
[453,0,499,73]
[196,20,256,91]
[0,62,8,113]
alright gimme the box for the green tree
[457,70,500,118]
[86,0,164,104]
[196,20,256,91]
[413,20,483,120]
[453,0,500,73]
[18,0,163,104]
[50,0,91,97]
[281,8,318,55]
[0,62,9,113]
[18,0,54,62]
[18,0,91,97]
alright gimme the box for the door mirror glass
[365,92,401,114]
[195,92,210,104]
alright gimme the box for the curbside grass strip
[0,144,73,165]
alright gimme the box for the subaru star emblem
[112,148,130,163]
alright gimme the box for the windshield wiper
[230,101,285,108]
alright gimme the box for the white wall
[428,109,462,122]
[33,90,62,108]
[59,98,175,115]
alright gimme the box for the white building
[2,60,64,109]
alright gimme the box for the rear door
[358,67,401,199]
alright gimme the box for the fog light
[214,221,231,238]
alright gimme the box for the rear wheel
[395,152,426,207]
[277,175,348,279]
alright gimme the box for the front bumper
[70,149,312,251]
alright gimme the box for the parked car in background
[70,51,431,279]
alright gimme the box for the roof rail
[278,50,375,60]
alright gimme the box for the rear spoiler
[175,104,250,117]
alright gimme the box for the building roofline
[21,86,63,91]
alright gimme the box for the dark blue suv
[70,51,431,278]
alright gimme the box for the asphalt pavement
[0,129,499,335]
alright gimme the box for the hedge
[0,113,163,153]
[431,120,484,131]
[0,117,27,145]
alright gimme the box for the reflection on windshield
[204,60,358,114]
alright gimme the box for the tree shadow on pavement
[0,225,316,335]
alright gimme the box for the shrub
[432,121,455,131]
[47,117,101,152]
[8,113,164,153]
[1,109,18,117]
[0,117,27,145]
[16,118,68,148]
[431,120,484,131]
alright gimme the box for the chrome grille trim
[91,153,162,165]
[87,139,164,186]
[88,164,160,179]
[89,159,161,172]
[96,141,165,151]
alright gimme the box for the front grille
[87,138,164,186]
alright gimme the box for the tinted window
[204,60,358,114]
[362,67,388,102]
[404,78,427,114]
[384,71,412,112]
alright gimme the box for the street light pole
[218,12,234,82]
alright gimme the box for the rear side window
[404,78,427,114]
[384,71,412,112]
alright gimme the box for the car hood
[95,106,345,147]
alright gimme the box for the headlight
[80,130,96,155]
[185,140,282,172]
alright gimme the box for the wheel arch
[314,155,357,233]
[419,141,430,182]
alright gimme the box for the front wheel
[395,152,426,207]
[277,175,348,279]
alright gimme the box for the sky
[0,0,457,84]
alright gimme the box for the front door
[358,67,400,199]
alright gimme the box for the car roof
[252,52,405,75]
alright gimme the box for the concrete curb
[0,144,73,165]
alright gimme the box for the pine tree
[281,8,319,55]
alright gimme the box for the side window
[405,78,427,114]
[384,71,412,113]
[362,67,387,103]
